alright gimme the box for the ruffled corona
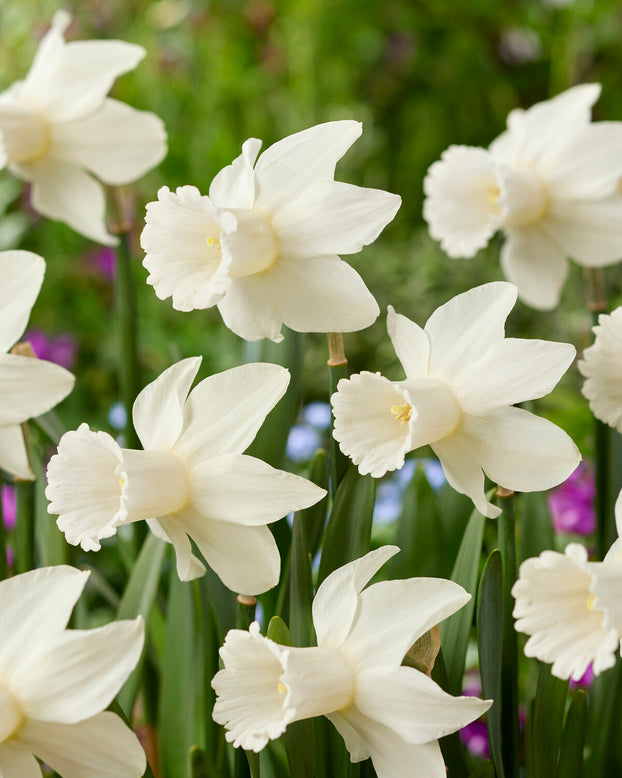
[578,307,622,432]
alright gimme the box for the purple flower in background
[460,670,489,758]
[548,462,596,535]
[2,485,16,530]
[569,664,595,689]
[25,329,77,370]
[86,246,117,280]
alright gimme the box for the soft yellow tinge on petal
[587,594,597,612]
[0,682,23,743]
[0,104,50,164]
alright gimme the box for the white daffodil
[0,250,74,480]
[423,84,622,310]
[578,307,622,431]
[512,530,622,681]
[46,357,326,594]
[0,565,145,777]
[331,282,580,518]
[212,546,491,777]
[0,11,166,245]
[141,121,401,341]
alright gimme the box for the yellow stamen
[206,235,221,248]
[277,682,287,694]
[487,185,500,205]
[587,594,597,611]
[119,477,125,488]
[391,402,412,425]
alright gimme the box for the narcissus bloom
[212,546,491,777]
[142,121,400,341]
[0,11,166,245]
[331,282,580,518]
[578,307,622,432]
[424,84,622,309]
[0,250,74,480]
[0,565,145,777]
[513,491,622,680]
[46,358,326,594]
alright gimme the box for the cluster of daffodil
[1,10,622,778]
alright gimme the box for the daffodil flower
[0,565,145,777]
[513,490,622,681]
[141,121,401,341]
[578,307,622,432]
[46,357,326,594]
[423,84,622,309]
[0,250,74,480]
[212,546,491,777]
[0,11,166,245]
[331,282,580,518]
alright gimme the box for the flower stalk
[327,332,349,499]
[15,422,35,574]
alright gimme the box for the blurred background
[2,0,622,447]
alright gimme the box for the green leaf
[531,663,568,778]
[116,533,167,717]
[557,689,587,778]
[317,464,375,586]
[477,549,504,778]
[441,506,485,695]
[190,746,228,778]
[289,512,316,647]
[518,491,554,564]
[159,567,196,778]
[468,761,495,778]
[301,448,330,559]
[266,615,293,646]
[432,650,470,778]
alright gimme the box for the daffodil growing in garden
[331,282,580,517]
[141,121,401,341]
[0,565,145,777]
[212,547,491,777]
[423,84,622,309]
[0,250,74,480]
[0,11,166,245]
[578,306,622,432]
[46,357,326,594]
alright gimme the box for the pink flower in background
[87,246,117,280]
[548,462,596,535]
[460,671,489,759]
[2,484,15,530]
[25,329,77,370]
[569,664,594,689]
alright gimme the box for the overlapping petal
[0,741,42,778]
[0,352,75,426]
[431,436,498,518]
[0,250,44,353]
[386,306,430,380]
[0,425,32,480]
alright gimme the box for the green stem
[327,333,349,500]
[497,488,520,778]
[15,476,35,574]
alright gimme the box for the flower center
[497,165,549,227]
[221,209,279,278]
[118,448,191,522]
[0,681,22,744]
[206,234,221,249]
[0,103,50,164]
[391,402,412,425]
[277,681,287,694]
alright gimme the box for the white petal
[334,707,448,778]
[50,98,166,185]
[386,306,430,380]
[331,372,413,478]
[0,566,89,678]
[20,12,145,122]
[313,546,400,649]
[343,577,470,669]
[148,517,206,581]
[254,121,362,212]
[541,194,622,267]
[133,356,201,451]
[431,436,498,519]
[212,623,293,752]
[0,352,74,425]
[13,618,143,723]
[513,544,618,680]
[0,424,33,480]
[543,121,622,199]
[491,84,601,167]
[500,227,569,311]
[189,454,326,525]
[423,145,502,258]
[177,510,280,594]
[19,712,146,778]
[453,337,575,415]
[0,741,41,778]
[592,557,622,636]
[253,255,379,335]
[209,138,262,209]
[579,308,622,432]
[21,156,116,245]
[273,181,401,259]
[0,250,44,352]
[46,424,125,552]
[141,185,230,311]
[424,282,517,382]
[217,274,284,342]
[355,666,491,745]
[459,407,580,493]
[174,363,289,462]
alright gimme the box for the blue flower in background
[286,425,322,463]
[108,401,127,431]
[303,401,332,430]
